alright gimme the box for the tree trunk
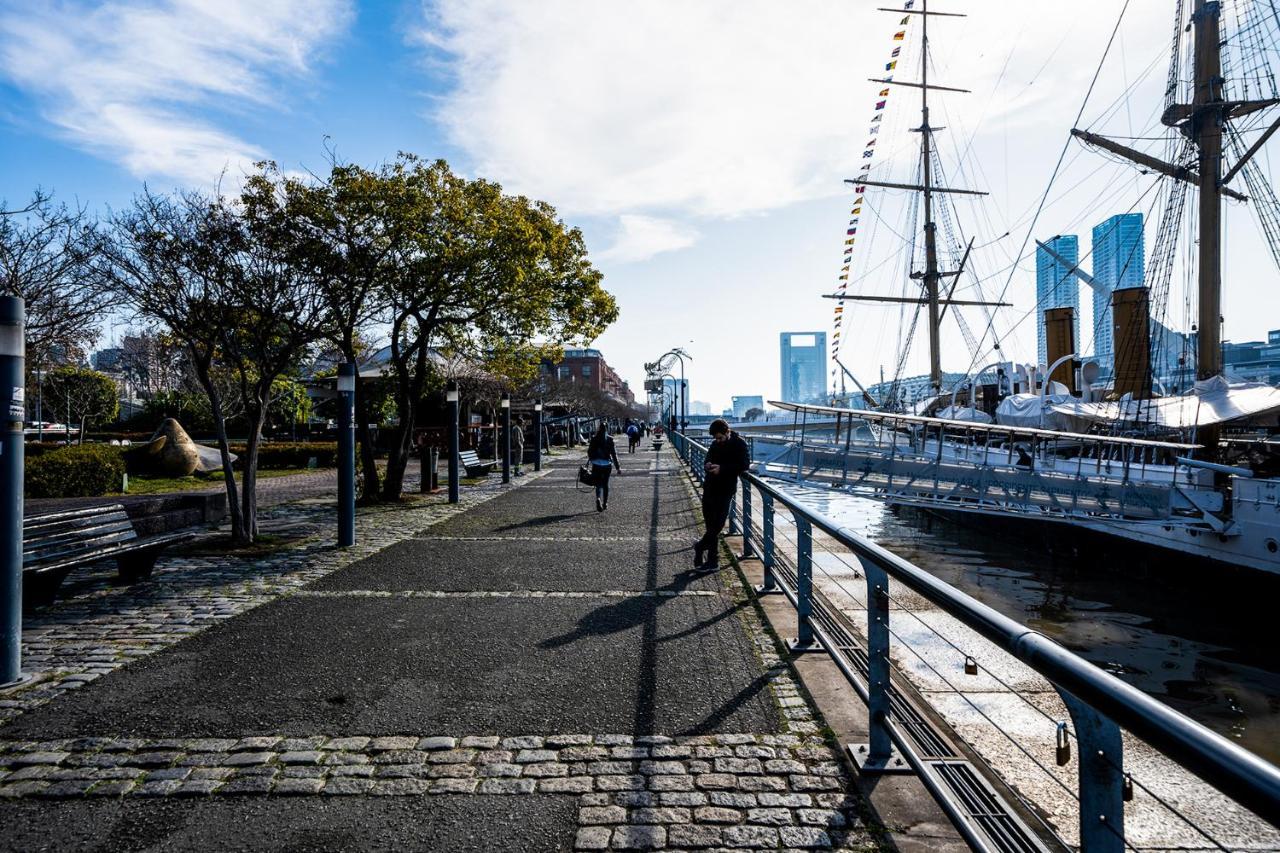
[240,402,268,543]
[201,373,245,543]
[381,409,416,500]
[354,376,381,502]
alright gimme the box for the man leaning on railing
[693,418,750,571]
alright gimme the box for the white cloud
[597,215,698,264]
[0,0,352,185]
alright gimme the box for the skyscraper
[1035,235,1081,366]
[780,332,827,403]
[1090,213,1145,374]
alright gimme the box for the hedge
[25,444,126,499]
[227,442,338,470]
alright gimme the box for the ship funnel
[1043,307,1077,394]
[1111,287,1151,399]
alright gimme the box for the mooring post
[789,515,820,652]
[0,297,24,685]
[336,362,356,548]
[447,380,460,504]
[500,392,511,484]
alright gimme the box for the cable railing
[669,430,1280,853]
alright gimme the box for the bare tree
[0,190,108,379]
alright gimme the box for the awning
[1049,377,1280,431]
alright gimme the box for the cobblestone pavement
[0,450,881,851]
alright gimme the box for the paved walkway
[0,450,879,851]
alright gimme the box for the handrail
[671,431,1280,834]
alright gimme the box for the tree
[358,156,616,499]
[41,366,118,441]
[744,407,765,422]
[0,192,108,373]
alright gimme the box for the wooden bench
[458,450,495,478]
[22,504,192,608]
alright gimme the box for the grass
[119,467,320,496]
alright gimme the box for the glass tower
[1090,213,1145,374]
[779,332,827,403]
[1035,235,1081,366]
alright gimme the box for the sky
[1,0,1277,413]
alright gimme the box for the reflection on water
[776,482,1280,765]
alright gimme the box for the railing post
[728,492,739,535]
[756,492,780,595]
[1057,688,1126,852]
[788,516,821,653]
[740,479,753,557]
[850,560,908,773]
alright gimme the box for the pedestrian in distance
[694,418,750,570]
[513,415,526,476]
[587,421,621,512]
[626,421,640,453]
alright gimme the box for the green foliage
[143,388,213,432]
[269,378,312,427]
[25,444,125,498]
[40,366,119,431]
[228,442,337,469]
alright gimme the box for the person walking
[626,421,640,453]
[694,418,751,570]
[587,421,621,512]
[512,415,526,476]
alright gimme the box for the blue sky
[2,0,1277,411]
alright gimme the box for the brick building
[542,348,635,405]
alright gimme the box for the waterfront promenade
[0,449,887,851]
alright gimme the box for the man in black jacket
[694,419,751,570]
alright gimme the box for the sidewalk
[0,449,880,851]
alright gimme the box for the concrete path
[0,450,880,851]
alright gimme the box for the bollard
[788,516,821,653]
[336,362,356,548]
[0,297,24,686]
[500,392,511,484]
[420,446,439,494]
[533,400,543,472]
[1057,688,1125,852]
[740,480,753,558]
[447,380,460,504]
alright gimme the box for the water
[776,482,1280,765]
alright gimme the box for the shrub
[226,442,338,470]
[25,444,126,499]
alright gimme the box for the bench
[22,504,192,608]
[458,449,495,478]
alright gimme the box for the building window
[558,366,570,379]
[581,365,592,377]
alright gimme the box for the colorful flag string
[830,0,914,371]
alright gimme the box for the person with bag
[694,418,751,570]
[587,422,621,512]
[625,421,640,453]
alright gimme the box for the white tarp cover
[1048,377,1280,431]
[995,390,1076,430]
[936,406,993,424]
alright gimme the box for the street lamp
[446,381,460,504]
[500,392,511,484]
[533,400,543,471]
[655,347,691,432]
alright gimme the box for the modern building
[689,400,713,416]
[731,395,765,420]
[1224,329,1280,385]
[1035,235,1082,366]
[866,372,967,410]
[1090,213,1145,373]
[780,332,827,404]
[542,348,635,405]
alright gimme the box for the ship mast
[826,1,999,399]
[1192,0,1223,380]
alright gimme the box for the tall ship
[752,0,1280,574]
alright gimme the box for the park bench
[458,449,495,478]
[22,504,191,608]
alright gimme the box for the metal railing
[670,431,1280,852]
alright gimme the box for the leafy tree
[41,365,119,441]
[744,407,765,422]
[267,377,312,436]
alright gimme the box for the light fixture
[534,401,543,412]
[500,393,510,409]
[446,380,459,403]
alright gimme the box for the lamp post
[336,362,356,547]
[654,347,691,432]
[500,392,511,484]
[533,400,543,471]
[447,380,460,504]
[0,297,25,686]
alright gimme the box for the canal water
[774,482,1280,765]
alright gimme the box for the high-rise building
[780,332,827,403]
[1035,235,1081,366]
[731,395,765,420]
[1090,213,1145,373]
